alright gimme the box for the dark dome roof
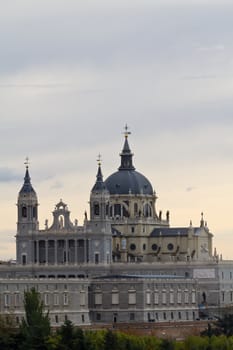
[104,130,154,195]
[19,167,36,196]
[105,170,153,195]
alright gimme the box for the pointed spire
[19,157,36,194]
[119,124,135,170]
[200,212,204,227]
[91,154,106,191]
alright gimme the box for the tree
[216,314,233,337]
[104,330,118,350]
[19,287,51,350]
[56,319,86,350]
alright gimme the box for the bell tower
[86,156,112,265]
[16,159,39,264]
[90,155,110,221]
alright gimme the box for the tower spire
[91,154,105,191]
[19,157,36,194]
[119,124,135,170]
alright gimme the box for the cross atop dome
[97,154,102,166]
[123,124,131,139]
[24,156,30,169]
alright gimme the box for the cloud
[0,168,21,182]
[182,75,217,80]
[186,187,196,192]
[50,181,64,190]
[196,45,225,52]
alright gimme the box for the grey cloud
[50,181,64,190]
[0,168,21,182]
[186,187,196,192]
[0,2,233,75]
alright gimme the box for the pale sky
[1,0,233,260]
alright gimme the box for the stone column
[45,240,48,265]
[75,240,77,265]
[65,239,68,265]
[37,240,39,265]
[55,240,57,265]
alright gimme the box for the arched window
[105,204,109,216]
[123,206,129,217]
[94,203,100,216]
[143,203,152,217]
[134,203,138,216]
[114,204,121,217]
[22,206,27,218]
[33,206,37,218]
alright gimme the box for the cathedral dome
[105,128,153,195]
[105,169,153,195]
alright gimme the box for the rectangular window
[95,253,99,264]
[80,292,86,306]
[14,293,20,307]
[170,291,174,304]
[22,255,27,265]
[130,313,135,321]
[112,292,119,305]
[222,291,225,302]
[63,293,68,305]
[154,291,159,304]
[146,291,151,305]
[128,291,136,305]
[4,294,10,307]
[95,293,102,305]
[184,291,189,304]
[192,291,196,304]
[54,293,59,306]
[44,293,49,306]
[162,291,166,304]
[177,291,182,304]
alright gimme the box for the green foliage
[160,338,175,350]
[184,336,210,350]
[104,329,118,350]
[19,287,51,350]
[85,330,106,350]
[210,335,229,350]
[56,319,86,350]
[0,314,20,349]
[202,314,233,338]
[216,314,233,337]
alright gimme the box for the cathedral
[0,128,232,326]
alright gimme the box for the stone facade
[0,130,231,325]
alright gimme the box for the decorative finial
[200,212,204,227]
[97,154,102,166]
[24,156,30,169]
[123,124,131,138]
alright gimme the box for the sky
[1,0,233,260]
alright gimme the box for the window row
[2,292,86,308]
[129,243,177,251]
[94,290,196,305]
